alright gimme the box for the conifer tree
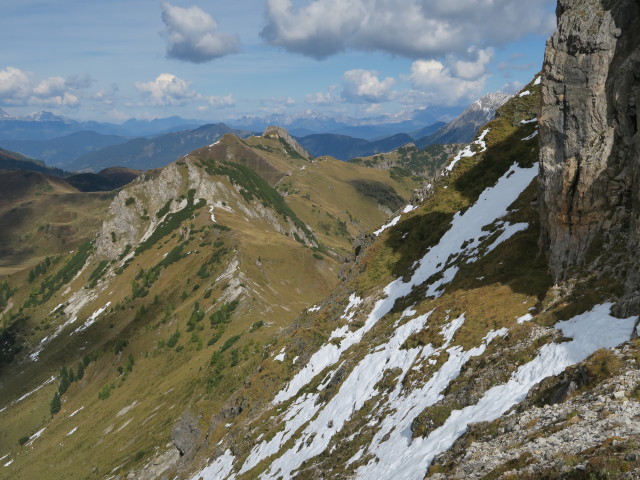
[50,392,61,415]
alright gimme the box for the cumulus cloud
[450,47,493,80]
[342,70,395,103]
[405,59,488,105]
[136,73,234,110]
[261,0,555,59]
[161,1,240,63]
[135,73,198,106]
[205,94,235,108]
[0,66,87,108]
[305,85,340,105]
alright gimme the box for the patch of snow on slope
[341,293,363,321]
[373,215,401,236]
[209,205,216,223]
[259,316,512,480]
[445,128,490,173]
[534,76,541,85]
[522,130,539,141]
[25,427,46,446]
[239,393,320,474]
[192,449,235,480]
[3,459,12,467]
[374,204,418,237]
[74,302,111,333]
[519,90,531,97]
[273,161,537,404]
[67,426,78,436]
[253,311,437,478]
[68,406,84,417]
[0,375,56,412]
[520,117,538,125]
[355,304,635,479]
[274,348,286,362]
[403,204,417,213]
[517,313,533,324]
[307,305,321,313]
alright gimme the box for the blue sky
[0,0,555,124]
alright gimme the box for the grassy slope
[0,171,111,275]
[168,77,635,479]
[0,131,424,478]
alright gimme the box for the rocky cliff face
[539,0,640,308]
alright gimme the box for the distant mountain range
[296,93,510,161]
[1,131,128,166]
[0,146,139,192]
[0,92,509,171]
[230,105,462,140]
[65,123,253,172]
[0,109,202,141]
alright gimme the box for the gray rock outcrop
[539,0,640,301]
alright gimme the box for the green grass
[199,158,318,245]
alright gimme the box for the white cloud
[305,85,340,105]
[161,2,240,63]
[206,94,235,108]
[405,59,488,105]
[261,0,555,59]
[136,73,234,110]
[342,69,395,103]
[450,47,493,80]
[135,73,198,106]
[0,66,85,108]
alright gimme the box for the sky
[0,0,556,125]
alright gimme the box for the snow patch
[534,76,541,85]
[403,204,417,214]
[446,128,489,173]
[517,313,533,324]
[356,304,635,479]
[3,459,12,467]
[25,427,46,446]
[74,302,111,334]
[274,161,537,404]
[373,215,401,236]
[66,426,78,436]
[68,406,84,417]
[274,348,286,362]
[520,117,538,125]
[341,293,363,322]
[192,449,235,480]
[521,130,539,141]
[307,305,321,313]
[1,375,56,412]
[519,90,531,97]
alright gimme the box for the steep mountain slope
[348,142,462,179]
[0,126,420,479]
[174,75,567,480]
[66,124,253,172]
[1,131,128,167]
[0,170,111,275]
[416,92,512,148]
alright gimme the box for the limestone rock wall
[539,0,640,298]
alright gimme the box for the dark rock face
[171,411,201,458]
[539,0,640,294]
